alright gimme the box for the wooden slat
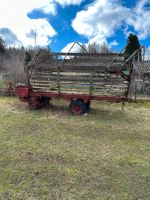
[28,51,129,97]
[32,58,123,64]
[31,71,123,77]
[33,62,123,71]
[33,57,123,63]
[50,52,121,56]
[31,87,125,96]
[30,75,127,84]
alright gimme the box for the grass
[0,96,150,200]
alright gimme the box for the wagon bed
[16,48,133,114]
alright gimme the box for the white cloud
[109,40,119,47]
[61,42,82,53]
[55,0,84,6]
[0,28,21,46]
[0,0,57,47]
[0,0,149,49]
[127,0,150,39]
[0,0,86,47]
[87,35,108,47]
[72,0,150,45]
[72,0,130,40]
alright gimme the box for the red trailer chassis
[16,85,126,115]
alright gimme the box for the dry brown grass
[0,97,150,199]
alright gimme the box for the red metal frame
[15,85,126,106]
[30,92,125,102]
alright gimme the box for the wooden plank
[31,87,125,96]
[30,75,128,85]
[59,88,125,95]
[31,81,127,92]
[30,80,128,91]
[31,71,126,78]
[92,88,125,93]
[59,86,127,92]
[30,77,128,84]
[36,57,124,63]
[63,82,127,89]
[92,92,124,96]
[59,81,127,87]
[49,52,122,56]
[34,62,123,70]
[61,59,123,65]
[33,58,122,64]
[31,68,120,74]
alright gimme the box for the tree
[79,42,111,53]
[4,47,26,84]
[24,51,32,66]
[87,42,99,53]
[124,33,141,61]
[79,44,88,53]
[99,42,111,53]
[0,37,6,54]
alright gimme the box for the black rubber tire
[28,102,41,109]
[40,97,50,108]
[86,101,91,110]
[28,97,42,109]
[69,99,86,115]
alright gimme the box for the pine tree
[0,37,6,54]
[124,33,141,61]
[24,51,32,66]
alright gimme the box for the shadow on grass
[32,101,136,124]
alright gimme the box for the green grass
[0,97,150,200]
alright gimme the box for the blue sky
[0,0,149,54]
[28,1,90,51]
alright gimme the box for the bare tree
[2,47,26,84]
[79,44,87,53]
[99,42,111,53]
[79,42,111,53]
[87,42,99,53]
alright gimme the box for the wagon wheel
[86,101,91,110]
[40,97,51,108]
[28,102,39,109]
[28,97,42,109]
[69,99,86,115]
[28,101,42,109]
[28,96,51,109]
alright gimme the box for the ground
[0,97,150,200]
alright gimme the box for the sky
[0,0,149,56]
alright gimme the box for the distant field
[0,97,150,200]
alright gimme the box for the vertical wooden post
[134,85,137,103]
[48,75,51,91]
[90,71,94,95]
[121,100,125,111]
[57,69,60,94]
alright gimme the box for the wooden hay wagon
[16,45,135,115]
